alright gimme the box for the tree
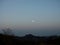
[2,28,14,35]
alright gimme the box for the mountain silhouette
[0,33,60,45]
[24,34,34,38]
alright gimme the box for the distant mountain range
[0,33,60,45]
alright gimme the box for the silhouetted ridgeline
[0,34,60,45]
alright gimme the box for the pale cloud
[37,22,40,23]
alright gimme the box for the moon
[32,20,35,22]
[32,20,40,24]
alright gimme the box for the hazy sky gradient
[0,0,60,36]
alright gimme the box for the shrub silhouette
[2,28,14,35]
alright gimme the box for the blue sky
[0,0,60,36]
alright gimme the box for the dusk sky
[0,0,60,36]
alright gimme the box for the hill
[0,34,60,45]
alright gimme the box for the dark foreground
[0,34,60,45]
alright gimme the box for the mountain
[0,33,60,45]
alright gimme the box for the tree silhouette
[2,28,14,35]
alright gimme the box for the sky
[0,0,60,36]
